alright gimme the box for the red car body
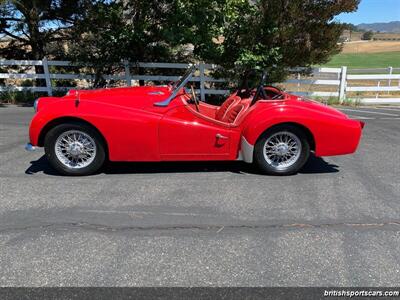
[28,85,363,164]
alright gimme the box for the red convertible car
[26,66,363,176]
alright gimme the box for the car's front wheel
[44,122,106,176]
[254,125,310,175]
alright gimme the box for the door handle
[216,133,228,140]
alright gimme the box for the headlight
[33,99,39,113]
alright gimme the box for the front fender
[29,98,162,161]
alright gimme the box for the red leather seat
[215,96,240,121]
[220,100,250,124]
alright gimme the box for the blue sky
[336,0,400,24]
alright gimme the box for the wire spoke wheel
[263,131,302,171]
[55,130,97,169]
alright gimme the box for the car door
[158,104,231,161]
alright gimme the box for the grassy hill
[323,51,400,68]
[321,40,400,68]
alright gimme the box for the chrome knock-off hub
[275,143,289,156]
[67,142,84,156]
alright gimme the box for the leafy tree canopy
[1,0,360,86]
[0,0,89,59]
[186,0,360,83]
[67,0,196,86]
[341,22,359,31]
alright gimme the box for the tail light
[360,121,365,129]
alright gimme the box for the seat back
[220,100,250,124]
[221,104,243,123]
[215,96,240,121]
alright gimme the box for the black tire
[44,122,106,176]
[254,124,310,175]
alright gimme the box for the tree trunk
[138,67,145,86]
[25,2,46,88]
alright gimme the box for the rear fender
[241,106,315,146]
[240,105,357,160]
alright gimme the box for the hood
[65,86,173,110]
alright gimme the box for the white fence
[285,66,400,104]
[0,59,226,102]
[1,59,400,104]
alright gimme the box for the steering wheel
[264,85,284,100]
[251,76,286,105]
[271,93,283,100]
[190,85,200,112]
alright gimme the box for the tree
[6,0,360,88]
[188,0,360,83]
[0,0,86,60]
[361,30,374,40]
[341,22,358,31]
[68,0,193,87]
[0,0,87,86]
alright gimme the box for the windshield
[171,64,196,90]
[154,64,196,107]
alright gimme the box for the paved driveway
[0,105,399,286]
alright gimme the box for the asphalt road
[0,105,399,286]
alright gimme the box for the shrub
[0,91,46,105]
[361,31,374,40]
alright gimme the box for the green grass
[321,51,400,68]
[310,96,360,107]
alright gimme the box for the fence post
[376,81,381,100]
[199,63,205,102]
[338,66,347,103]
[388,66,393,94]
[297,73,300,92]
[42,57,52,96]
[124,60,131,86]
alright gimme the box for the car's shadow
[25,154,339,176]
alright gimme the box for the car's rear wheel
[254,125,310,175]
[44,123,106,176]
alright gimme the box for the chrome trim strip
[240,136,254,163]
[148,91,165,95]
[33,98,39,113]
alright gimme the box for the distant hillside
[357,21,400,33]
